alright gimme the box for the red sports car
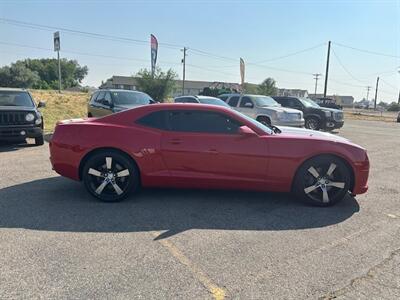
[49,104,369,206]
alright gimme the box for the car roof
[0,87,28,92]
[98,89,145,93]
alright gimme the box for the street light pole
[182,47,187,96]
[313,73,322,98]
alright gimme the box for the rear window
[136,111,169,130]
[0,91,34,107]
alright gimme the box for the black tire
[293,155,351,207]
[35,135,44,146]
[257,116,271,126]
[305,117,321,130]
[82,150,139,202]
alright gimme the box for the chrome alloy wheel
[303,163,346,204]
[88,156,130,196]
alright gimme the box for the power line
[331,48,367,84]
[253,43,326,64]
[380,78,397,90]
[0,17,182,49]
[333,42,400,59]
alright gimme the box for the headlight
[276,112,285,120]
[35,118,42,125]
[324,111,332,117]
[25,113,35,122]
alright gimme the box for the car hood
[318,107,342,113]
[0,106,36,111]
[278,126,350,143]
[258,106,301,113]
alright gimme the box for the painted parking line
[151,231,227,300]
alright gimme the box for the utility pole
[366,86,371,101]
[397,89,400,105]
[313,73,322,97]
[323,41,331,98]
[181,47,187,96]
[53,31,61,93]
[374,77,379,110]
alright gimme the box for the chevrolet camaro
[49,104,369,206]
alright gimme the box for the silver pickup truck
[219,93,304,127]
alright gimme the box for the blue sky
[0,0,399,102]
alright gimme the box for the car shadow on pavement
[0,141,37,152]
[0,177,360,239]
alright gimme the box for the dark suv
[0,88,45,145]
[273,96,344,131]
[88,89,155,117]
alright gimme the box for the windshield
[299,97,320,108]
[111,91,153,105]
[230,109,274,135]
[198,97,231,108]
[254,96,281,107]
[0,91,34,107]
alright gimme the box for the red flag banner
[240,58,245,86]
[150,34,158,76]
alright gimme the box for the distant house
[100,76,240,97]
[277,89,309,98]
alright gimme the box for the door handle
[206,149,218,154]
[168,139,182,145]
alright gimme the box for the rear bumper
[274,119,305,127]
[0,125,43,141]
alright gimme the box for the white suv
[219,94,304,127]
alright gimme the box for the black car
[0,88,45,145]
[273,96,344,131]
[88,89,155,118]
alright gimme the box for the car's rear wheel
[293,155,351,206]
[82,151,139,202]
[305,117,320,130]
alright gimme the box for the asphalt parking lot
[0,119,399,299]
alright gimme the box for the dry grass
[343,109,398,123]
[29,89,89,132]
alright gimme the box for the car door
[236,96,256,119]
[160,110,268,189]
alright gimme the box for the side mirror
[244,102,253,108]
[37,101,46,108]
[238,125,257,137]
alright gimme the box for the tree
[135,67,177,102]
[0,58,88,89]
[258,78,277,96]
[387,102,400,112]
[0,62,40,88]
[242,83,258,94]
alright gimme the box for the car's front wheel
[82,151,139,202]
[293,155,351,206]
[305,117,320,130]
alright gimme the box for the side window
[104,92,112,104]
[95,91,106,103]
[136,111,169,130]
[169,111,241,134]
[239,96,254,108]
[175,97,198,103]
[227,96,239,107]
[90,92,98,103]
[219,96,228,102]
[277,98,289,107]
[288,98,302,109]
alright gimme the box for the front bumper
[274,118,305,127]
[352,157,370,195]
[0,125,43,141]
[324,119,344,130]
